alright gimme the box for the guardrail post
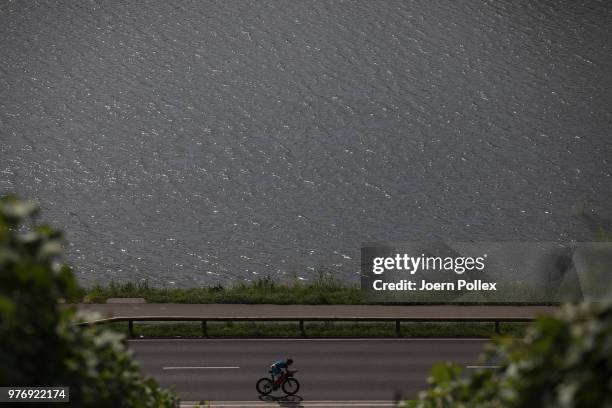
[495,321,500,334]
[201,320,208,337]
[299,320,305,336]
[396,320,401,337]
[128,320,134,338]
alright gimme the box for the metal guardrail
[77,315,535,337]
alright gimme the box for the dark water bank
[75,276,360,304]
[2,1,611,286]
[73,278,554,306]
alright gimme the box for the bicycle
[256,369,300,395]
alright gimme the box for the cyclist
[270,358,294,389]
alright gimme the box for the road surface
[129,338,492,406]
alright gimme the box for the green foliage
[76,272,361,305]
[405,300,612,408]
[74,275,546,306]
[0,196,178,407]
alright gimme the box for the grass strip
[71,276,555,306]
[104,321,530,338]
[72,274,361,305]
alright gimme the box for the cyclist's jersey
[270,361,288,375]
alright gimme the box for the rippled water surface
[1,0,611,286]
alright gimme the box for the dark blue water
[1,0,611,286]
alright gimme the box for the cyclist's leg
[271,368,281,387]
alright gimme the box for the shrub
[405,300,612,408]
[0,196,179,407]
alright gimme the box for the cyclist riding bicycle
[270,358,294,389]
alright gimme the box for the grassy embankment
[74,274,360,304]
[73,275,530,338]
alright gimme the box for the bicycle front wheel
[256,378,273,395]
[282,378,300,395]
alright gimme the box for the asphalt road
[129,338,491,405]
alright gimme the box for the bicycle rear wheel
[256,378,273,395]
[282,378,300,395]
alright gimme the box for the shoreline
[70,278,559,306]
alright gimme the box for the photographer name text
[372,279,497,291]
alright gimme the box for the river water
[1,0,611,286]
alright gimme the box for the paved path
[129,338,492,404]
[73,303,556,320]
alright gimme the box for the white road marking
[163,366,240,370]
